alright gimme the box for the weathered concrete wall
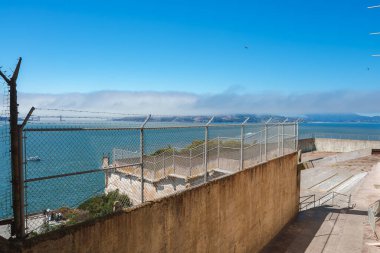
[314,138,380,152]
[298,138,380,153]
[2,152,299,253]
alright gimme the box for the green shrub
[78,190,132,217]
[151,145,175,156]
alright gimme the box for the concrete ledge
[299,138,380,153]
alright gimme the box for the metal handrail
[300,191,352,211]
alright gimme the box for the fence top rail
[23,122,297,132]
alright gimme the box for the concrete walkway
[261,155,380,253]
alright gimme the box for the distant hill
[113,114,295,123]
[2,113,380,124]
[113,113,380,123]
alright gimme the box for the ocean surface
[0,122,380,219]
[299,122,380,140]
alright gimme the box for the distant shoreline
[303,122,380,124]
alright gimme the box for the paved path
[261,155,380,253]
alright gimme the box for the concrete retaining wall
[314,138,380,152]
[298,138,380,153]
[2,152,299,253]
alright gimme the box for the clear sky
[1,0,380,115]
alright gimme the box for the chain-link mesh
[20,109,145,236]
[3,109,298,237]
[23,124,141,235]
[142,126,206,201]
[0,79,11,238]
[283,123,297,154]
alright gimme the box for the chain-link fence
[0,78,12,238]
[1,108,298,238]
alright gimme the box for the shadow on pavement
[260,206,366,253]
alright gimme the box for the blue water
[299,122,380,140]
[0,122,379,219]
[0,123,246,218]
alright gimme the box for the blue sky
[1,0,380,115]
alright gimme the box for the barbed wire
[34,108,144,116]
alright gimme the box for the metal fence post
[240,117,249,170]
[296,121,299,151]
[277,124,280,157]
[259,131,262,162]
[204,117,214,183]
[294,122,297,151]
[173,148,175,174]
[281,124,284,156]
[217,136,220,168]
[189,149,192,177]
[163,152,166,176]
[264,118,271,161]
[1,58,26,238]
[154,156,156,180]
[140,115,151,204]
[264,125,267,161]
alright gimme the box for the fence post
[173,148,175,174]
[259,131,262,162]
[240,117,249,170]
[294,121,297,151]
[204,117,214,183]
[163,152,166,176]
[154,156,156,180]
[217,136,220,168]
[189,149,192,177]
[264,125,267,161]
[264,118,271,161]
[281,124,284,156]
[140,115,151,204]
[295,121,299,151]
[1,58,26,238]
[277,124,280,157]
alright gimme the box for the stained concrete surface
[300,154,380,201]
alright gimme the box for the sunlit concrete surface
[261,153,380,253]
